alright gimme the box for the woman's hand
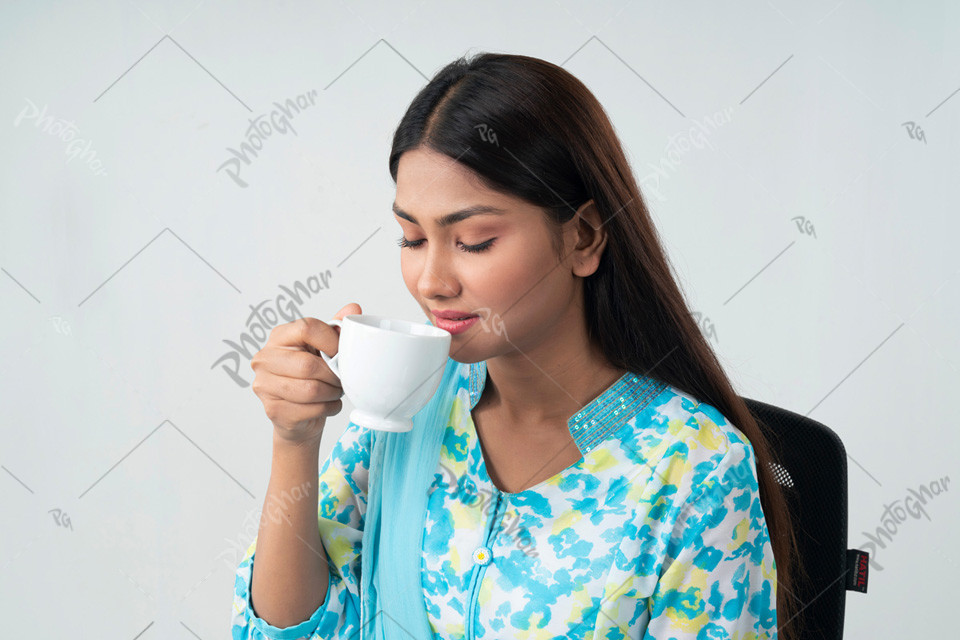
[250,302,362,445]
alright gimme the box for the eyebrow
[392,202,507,228]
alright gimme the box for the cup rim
[342,314,450,339]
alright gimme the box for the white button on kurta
[472,545,492,566]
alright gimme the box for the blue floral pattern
[231,360,777,639]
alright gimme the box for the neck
[478,317,627,435]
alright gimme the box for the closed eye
[396,236,496,254]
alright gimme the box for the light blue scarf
[359,322,464,640]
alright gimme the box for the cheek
[499,246,570,310]
[466,251,538,304]
[399,255,418,293]
[396,236,557,308]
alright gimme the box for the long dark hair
[388,51,805,640]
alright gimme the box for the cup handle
[319,318,342,379]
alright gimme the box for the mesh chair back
[742,397,852,640]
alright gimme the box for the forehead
[395,148,518,216]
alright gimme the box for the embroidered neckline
[466,360,669,455]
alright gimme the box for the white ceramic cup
[320,314,452,432]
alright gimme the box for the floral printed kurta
[232,359,778,639]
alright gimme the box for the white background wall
[1,1,956,637]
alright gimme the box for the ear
[568,199,607,278]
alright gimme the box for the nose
[417,247,459,300]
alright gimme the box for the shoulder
[631,384,760,505]
[650,384,752,453]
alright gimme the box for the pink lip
[432,315,480,335]
[432,309,479,319]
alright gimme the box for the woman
[232,52,803,639]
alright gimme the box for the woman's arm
[232,421,370,640]
[250,432,330,628]
[642,442,779,639]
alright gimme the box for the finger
[255,373,343,404]
[334,302,362,319]
[269,317,340,358]
[269,397,343,427]
[255,348,328,381]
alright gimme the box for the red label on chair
[845,549,869,593]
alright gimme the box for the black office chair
[742,397,870,640]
